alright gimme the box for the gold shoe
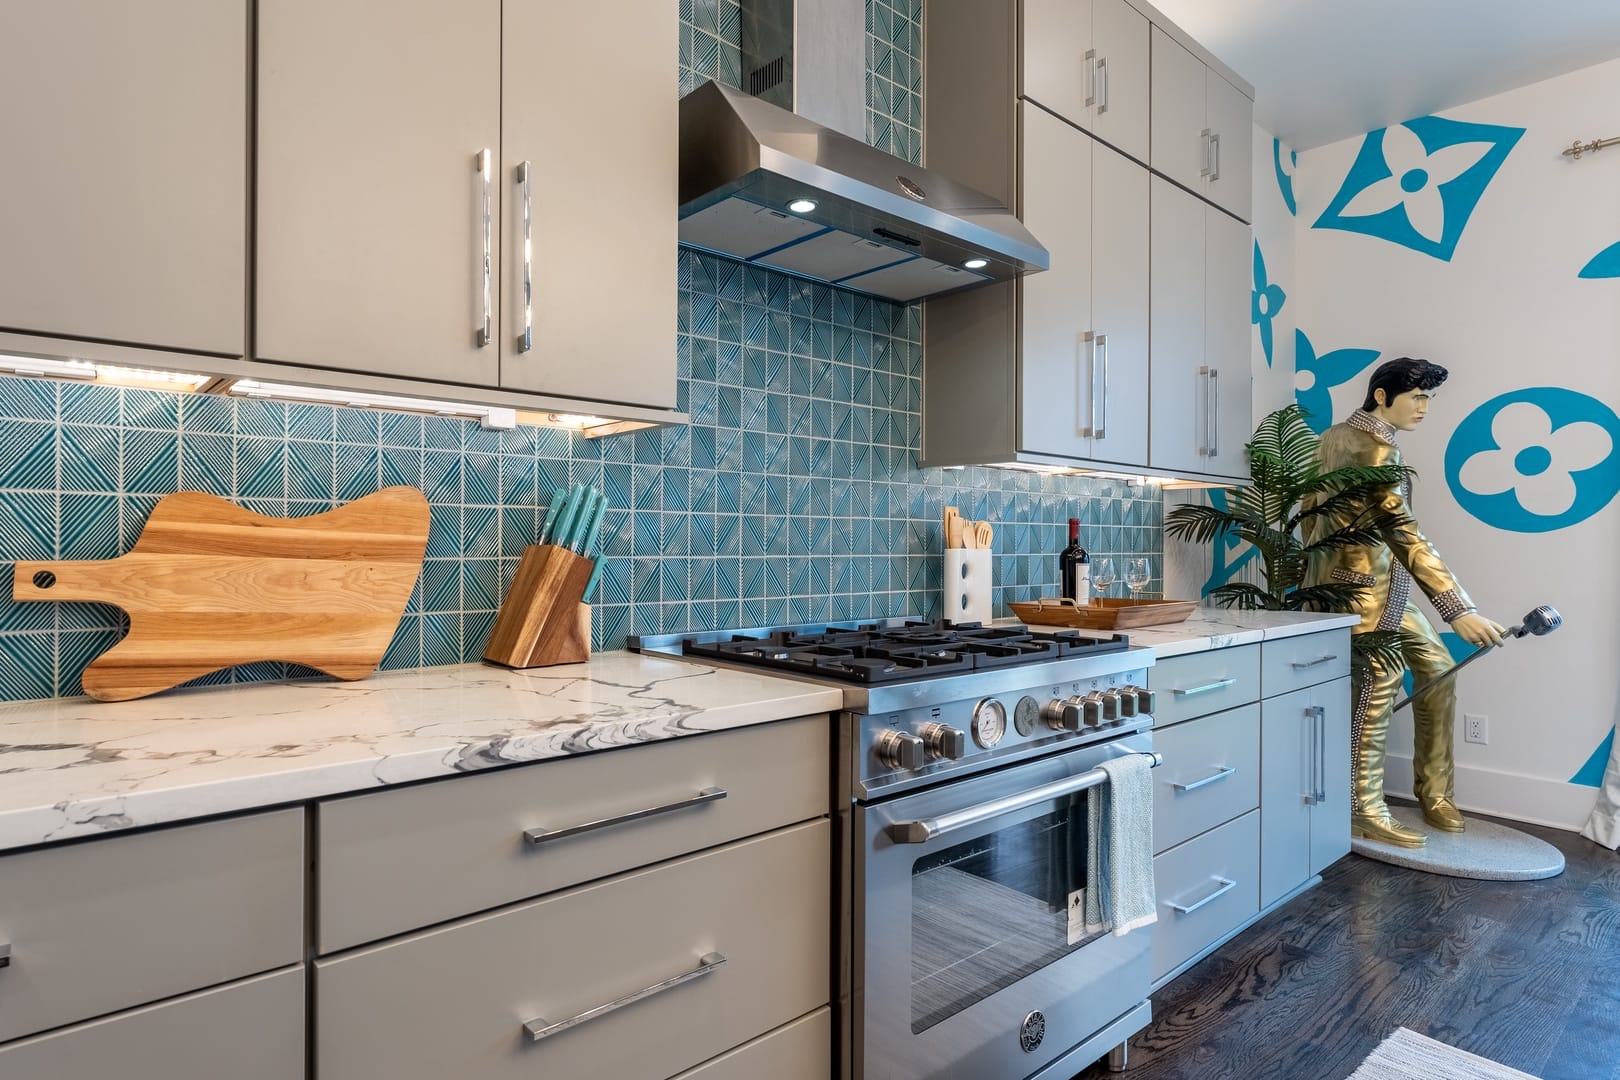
[1352,811,1427,848]
[1419,796,1465,832]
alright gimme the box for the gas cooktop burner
[680,621,1129,684]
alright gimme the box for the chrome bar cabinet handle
[1290,654,1338,670]
[1170,676,1236,697]
[889,752,1162,843]
[476,148,493,348]
[522,952,726,1043]
[1168,876,1237,915]
[516,160,533,353]
[1172,765,1235,793]
[1081,331,1098,437]
[1210,131,1221,180]
[1096,55,1110,113]
[1084,49,1098,107]
[1199,129,1214,177]
[1207,367,1219,457]
[524,787,727,845]
[1094,332,1108,440]
[1303,706,1320,805]
[1308,709,1321,803]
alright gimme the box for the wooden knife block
[483,544,593,669]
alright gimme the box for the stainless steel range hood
[678,0,1047,304]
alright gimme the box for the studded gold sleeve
[1359,440,1477,621]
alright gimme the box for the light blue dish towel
[1084,753,1157,938]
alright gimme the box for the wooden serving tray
[1011,596,1198,629]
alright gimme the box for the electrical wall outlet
[1465,713,1489,744]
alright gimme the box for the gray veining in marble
[0,653,842,852]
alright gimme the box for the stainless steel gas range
[633,620,1161,1080]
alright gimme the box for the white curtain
[1581,721,1620,849]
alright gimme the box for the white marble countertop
[1016,608,1359,659]
[0,653,843,853]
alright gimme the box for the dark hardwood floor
[1074,813,1620,1080]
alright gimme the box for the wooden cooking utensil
[12,486,430,702]
[975,521,993,549]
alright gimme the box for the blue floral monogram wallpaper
[0,0,1164,702]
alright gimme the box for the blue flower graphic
[1579,240,1620,279]
[1272,138,1297,216]
[1201,489,1259,597]
[1313,115,1523,261]
[1445,388,1620,533]
[1251,242,1286,368]
[1293,329,1380,434]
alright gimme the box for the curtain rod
[1563,136,1620,160]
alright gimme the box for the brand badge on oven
[1020,1011,1046,1053]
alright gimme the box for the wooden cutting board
[13,486,430,702]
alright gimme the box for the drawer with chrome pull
[0,808,304,1044]
[316,714,828,952]
[1151,809,1260,983]
[315,819,830,1080]
[1147,644,1260,728]
[1261,629,1351,698]
[1152,703,1260,855]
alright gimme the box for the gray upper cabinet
[1149,26,1253,222]
[0,0,246,357]
[257,0,675,410]
[1149,177,1251,481]
[922,2,1148,471]
[1021,0,1150,163]
[257,0,502,386]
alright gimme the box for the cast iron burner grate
[681,621,1129,684]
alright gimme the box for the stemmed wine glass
[1125,558,1152,600]
[1091,557,1116,601]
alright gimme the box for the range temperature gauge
[971,698,1007,748]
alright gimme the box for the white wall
[1292,57,1620,829]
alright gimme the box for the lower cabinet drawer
[0,808,305,1043]
[1151,810,1260,983]
[1153,703,1260,855]
[1148,645,1261,728]
[0,966,304,1080]
[316,819,831,1080]
[671,1008,831,1080]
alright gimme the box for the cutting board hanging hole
[31,571,55,590]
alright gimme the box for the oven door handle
[887,751,1163,844]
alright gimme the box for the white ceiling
[1146,0,1620,150]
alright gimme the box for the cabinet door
[1148,177,1206,475]
[500,0,675,407]
[1021,0,1093,128]
[1089,143,1148,467]
[1018,102,1094,460]
[0,0,245,356]
[257,0,501,385]
[1310,677,1353,876]
[1204,69,1254,222]
[1203,206,1252,477]
[1260,685,1315,908]
[1148,27,1206,193]
[1089,0,1150,162]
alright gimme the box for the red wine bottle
[1059,518,1091,603]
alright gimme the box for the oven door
[853,731,1154,1080]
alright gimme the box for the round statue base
[1351,804,1565,880]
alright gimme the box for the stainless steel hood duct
[678,0,1048,304]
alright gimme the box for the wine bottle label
[1071,564,1091,604]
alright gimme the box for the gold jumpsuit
[1304,411,1476,844]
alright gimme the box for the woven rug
[1347,1028,1541,1080]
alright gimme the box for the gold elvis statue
[1303,358,1505,848]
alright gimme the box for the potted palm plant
[1164,404,1416,675]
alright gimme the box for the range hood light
[962,258,989,270]
[786,197,818,214]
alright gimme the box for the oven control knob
[1042,696,1080,731]
[875,730,926,771]
[1121,685,1156,715]
[1115,687,1139,718]
[1093,690,1121,723]
[921,723,967,761]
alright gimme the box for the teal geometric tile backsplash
[0,0,1163,702]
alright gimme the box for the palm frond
[1285,583,1368,612]
[1164,503,1242,546]
[1290,480,1408,531]
[1351,630,1419,678]
[1206,582,1285,610]
[1297,526,1393,556]
[1246,405,1319,488]
[1295,463,1410,499]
